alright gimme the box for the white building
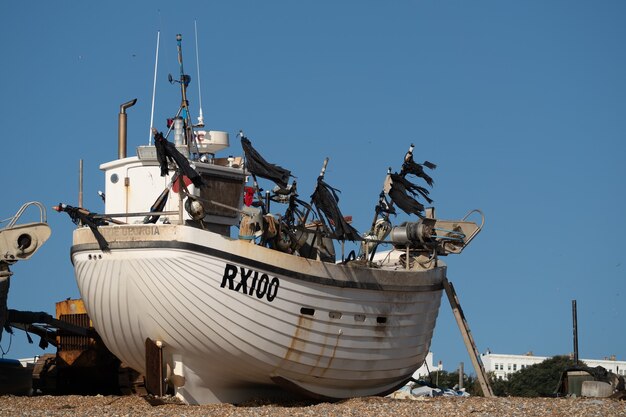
[412,351,436,380]
[481,351,626,381]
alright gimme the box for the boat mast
[149,31,160,145]
[175,34,196,154]
[194,20,205,127]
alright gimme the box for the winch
[389,209,484,256]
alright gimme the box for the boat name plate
[102,226,161,237]
[221,264,279,302]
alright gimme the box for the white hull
[71,224,445,404]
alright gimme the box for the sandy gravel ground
[0,395,625,417]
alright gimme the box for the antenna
[149,30,160,145]
[194,20,205,127]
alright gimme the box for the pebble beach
[1,395,625,417]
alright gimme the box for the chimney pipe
[118,99,137,159]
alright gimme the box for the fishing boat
[56,34,484,404]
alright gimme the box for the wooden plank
[144,338,164,396]
[443,277,494,397]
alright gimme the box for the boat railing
[94,211,181,223]
[3,201,48,229]
[459,209,485,248]
[1,202,52,264]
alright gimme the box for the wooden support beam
[443,277,494,397]
[145,338,165,396]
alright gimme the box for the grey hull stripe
[71,241,444,292]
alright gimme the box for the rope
[264,215,278,239]
[0,332,12,357]
[433,227,466,242]
[399,253,415,269]
[239,216,256,241]
[417,248,437,267]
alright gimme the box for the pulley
[184,197,205,221]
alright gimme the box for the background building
[412,351,436,380]
[481,351,626,380]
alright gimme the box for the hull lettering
[221,264,279,302]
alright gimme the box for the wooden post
[443,277,494,397]
[145,338,164,396]
[459,362,464,389]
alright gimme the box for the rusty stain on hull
[282,314,312,369]
[279,312,344,379]
[317,330,341,378]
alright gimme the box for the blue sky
[1,1,624,374]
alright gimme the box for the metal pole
[118,99,137,159]
[78,159,84,208]
[176,34,189,123]
[0,264,12,344]
[178,175,184,225]
[300,158,329,225]
[459,362,464,390]
[572,300,579,365]
[176,34,195,153]
[436,360,442,386]
[149,30,160,145]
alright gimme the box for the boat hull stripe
[71,241,443,292]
